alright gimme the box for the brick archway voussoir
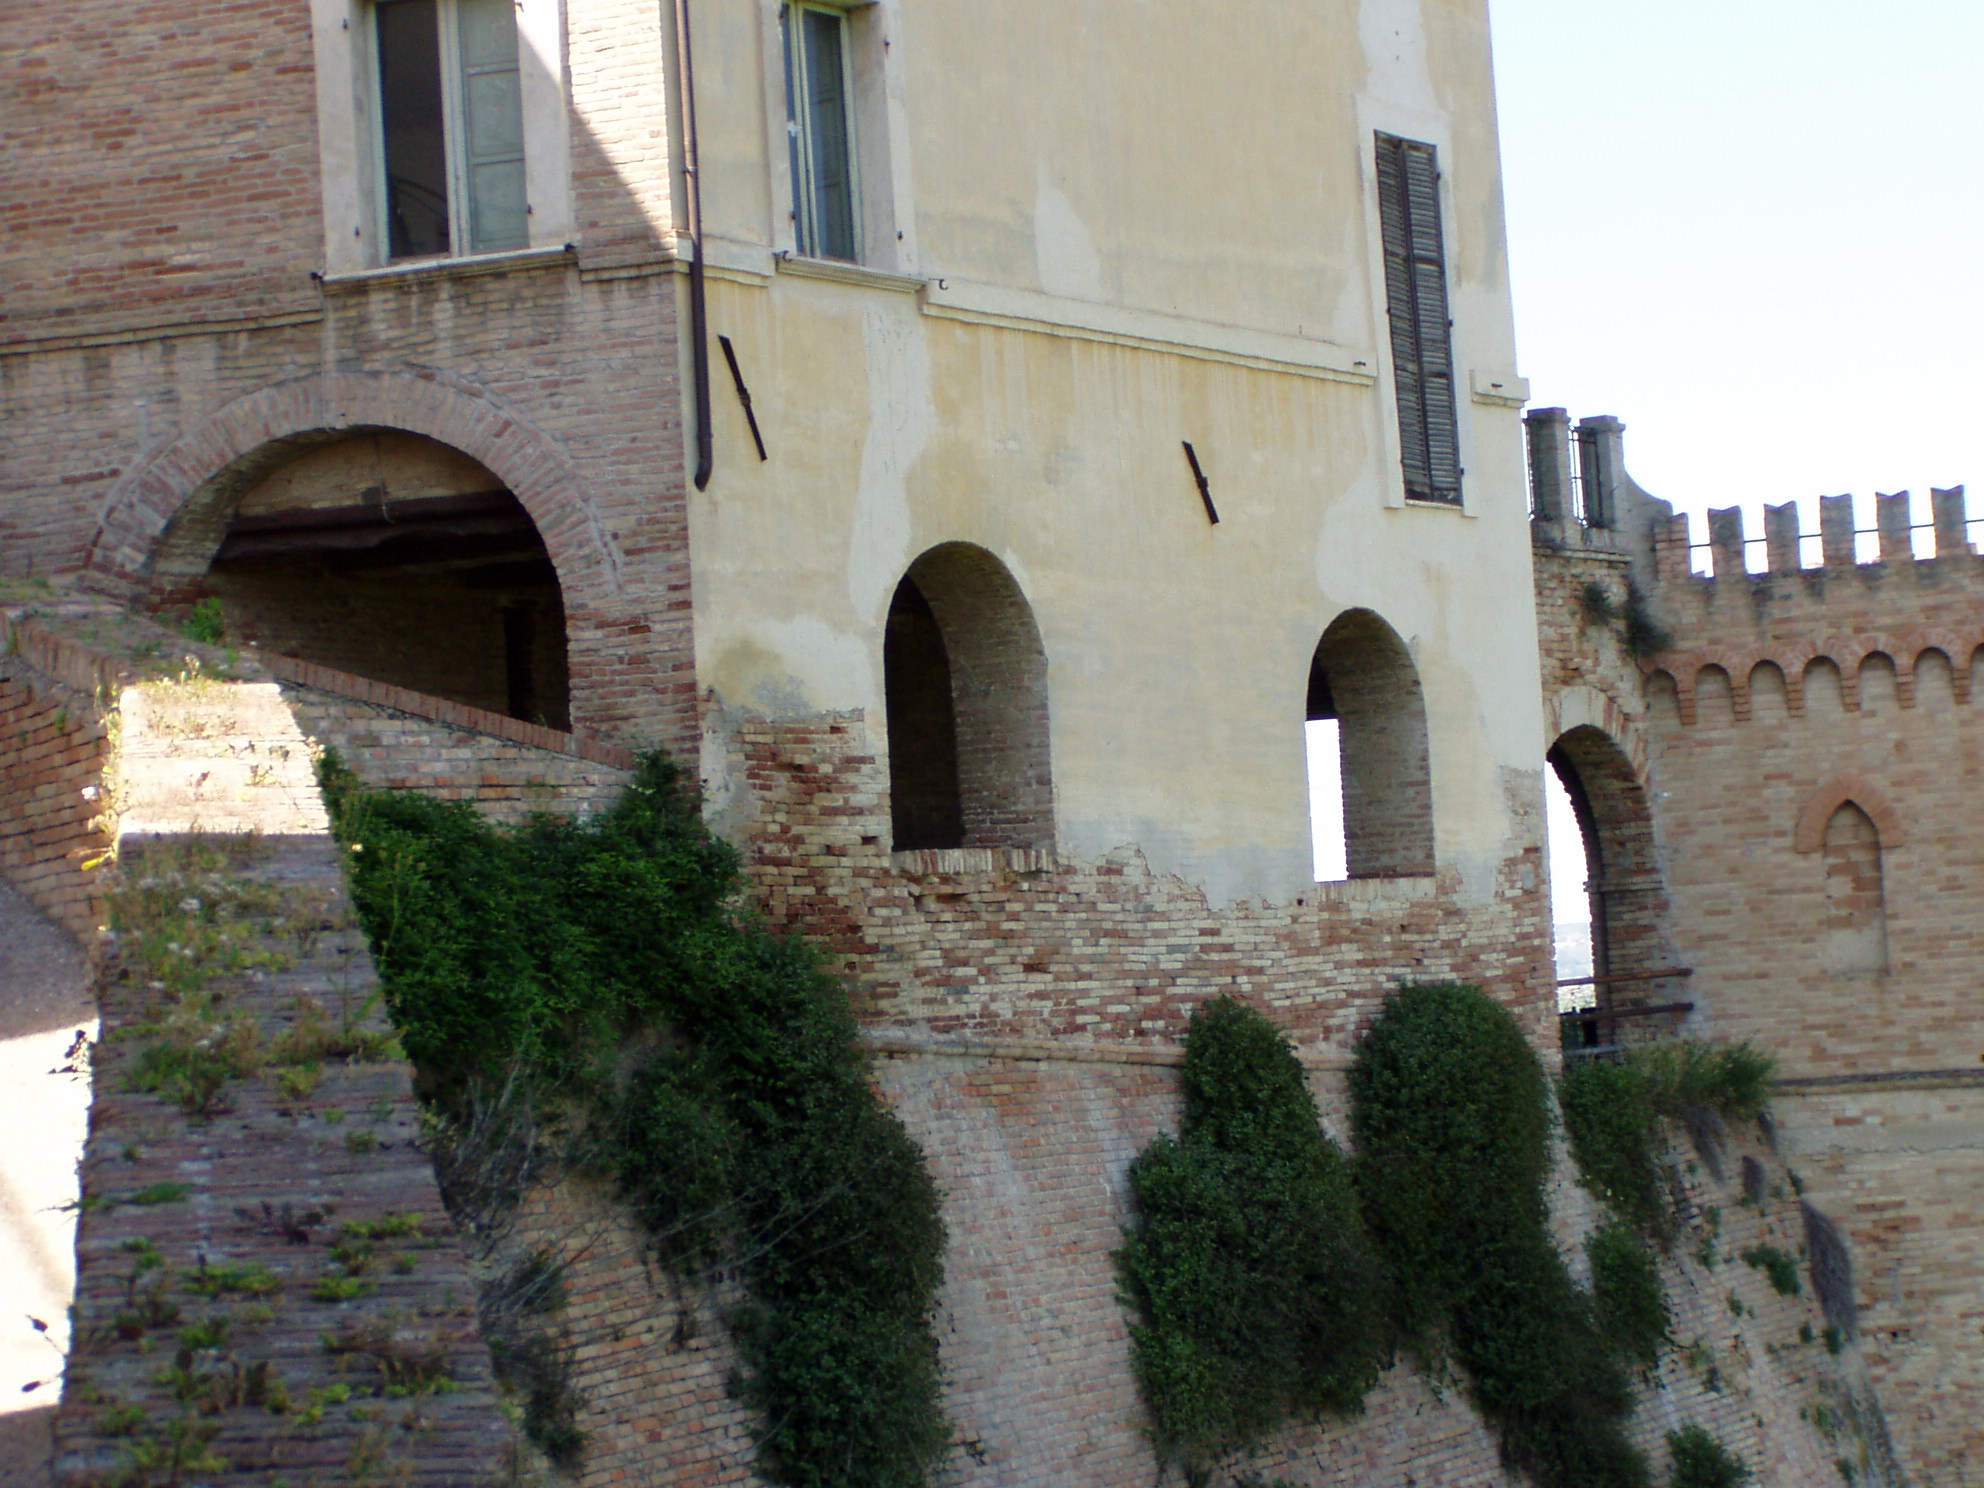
[1793,774,1905,854]
[84,371,625,603]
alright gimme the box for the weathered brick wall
[1776,1081,1984,1486]
[730,713,1557,1056]
[0,0,323,339]
[0,614,115,942]
[267,653,635,824]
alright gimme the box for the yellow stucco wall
[682,0,1544,907]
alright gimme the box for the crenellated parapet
[1528,411,1984,731]
[1633,489,1984,728]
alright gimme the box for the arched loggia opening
[883,543,1052,853]
[1305,609,1435,879]
[1545,725,1675,1044]
[173,430,570,728]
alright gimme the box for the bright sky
[1491,0,1984,553]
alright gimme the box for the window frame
[309,0,571,276]
[781,0,863,263]
[369,0,529,262]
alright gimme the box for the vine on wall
[321,750,949,1488]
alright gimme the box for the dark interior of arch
[1308,609,1434,877]
[885,543,1053,853]
[1547,726,1672,1027]
[186,429,570,729]
[884,577,965,850]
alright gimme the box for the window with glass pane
[782,3,857,261]
[375,0,527,261]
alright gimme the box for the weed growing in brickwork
[1571,577,1672,659]
[105,835,375,1117]
[320,748,949,1488]
[182,597,226,647]
[1115,998,1389,1479]
[1350,984,1648,1488]
[1666,1424,1752,1487]
[1740,1245,1802,1298]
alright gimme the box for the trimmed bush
[1117,998,1389,1474]
[1559,1057,1671,1242]
[1588,1223,1668,1369]
[1667,1424,1751,1488]
[323,751,948,1488]
[1350,984,1648,1488]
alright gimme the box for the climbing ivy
[1349,984,1649,1488]
[321,750,949,1488]
[1116,998,1389,1478]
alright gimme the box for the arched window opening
[189,430,569,727]
[1547,726,1675,1044]
[1304,609,1433,879]
[1821,802,1888,976]
[884,544,1052,853]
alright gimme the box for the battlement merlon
[1528,410,1974,585]
[1525,408,1676,571]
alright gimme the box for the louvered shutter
[1376,134,1462,505]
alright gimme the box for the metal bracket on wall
[1182,441,1219,525]
[718,335,769,462]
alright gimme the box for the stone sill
[889,846,1056,878]
[1303,873,1439,904]
[316,245,576,292]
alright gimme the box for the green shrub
[1350,984,1648,1488]
[1559,1058,1670,1241]
[1116,999,1389,1473]
[1635,1041,1775,1124]
[1740,1245,1801,1298]
[1667,1424,1751,1487]
[183,597,226,646]
[323,751,948,1488]
[1587,1224,1667,1369]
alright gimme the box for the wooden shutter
[1376,134,1461,505]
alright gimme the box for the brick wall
[0,612,117,942]
[267,652,634,824]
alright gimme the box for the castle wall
[1536,477,1984,1486]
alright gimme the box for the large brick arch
[78,371,681,747]
[84,370,624,601]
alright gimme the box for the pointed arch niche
[1796,776,1902,978]
[883,543,1053,853]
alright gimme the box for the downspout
[674,0,713,491]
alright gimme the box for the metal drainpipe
[674,0,713,491]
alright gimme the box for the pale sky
[1491,0,1984,557]
[1492,2,1984,937]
